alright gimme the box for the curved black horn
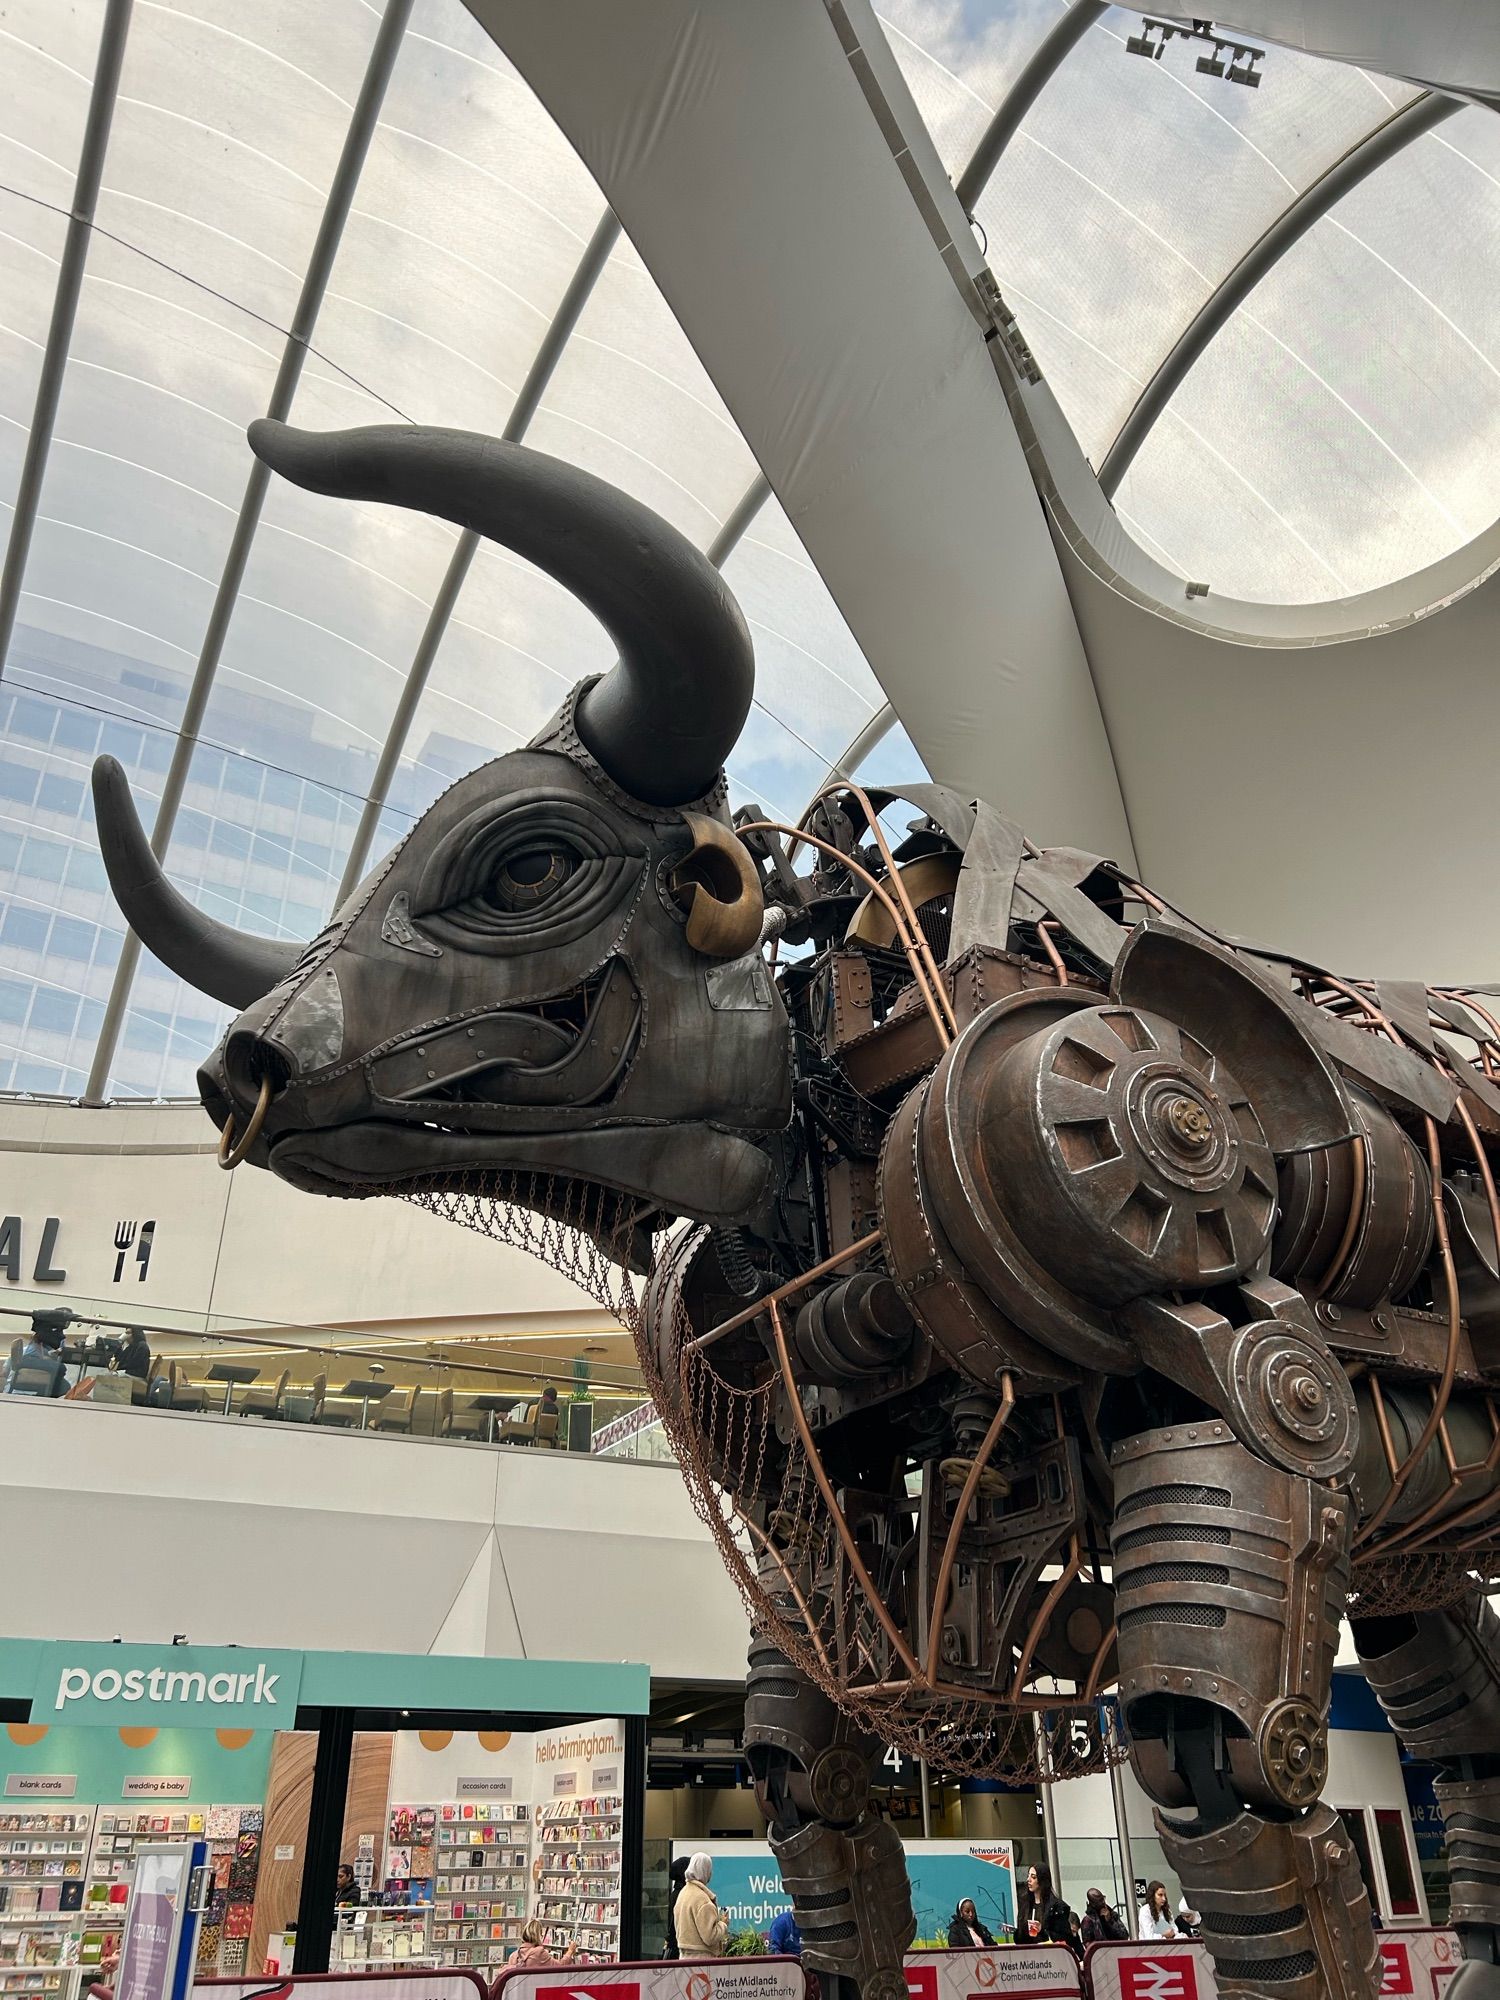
[248,420,754,807]
[91,757,302,1009]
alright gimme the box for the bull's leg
[1110,1425,1380,2000]
[1354,1591,1500,1987]
[744,1636,914,2000]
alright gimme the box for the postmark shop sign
[35,1644,302,1727]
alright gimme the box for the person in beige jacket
[674,1853,730,1958]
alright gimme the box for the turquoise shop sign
[0,1638,650,1727]
[33,1643,303,1727]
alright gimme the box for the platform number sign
[872,1742,922,1793]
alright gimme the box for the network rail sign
[34,1643,303,1727]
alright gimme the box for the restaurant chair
[167,1361,209,1412]
[409,1387,443,1437]
[499,1404,537,1446]
[280,1373,326,1424]
[239,1368,290,1420]
[374,1387,414,1434]
[447,1392,488,1441]
[534,1408,562,1449]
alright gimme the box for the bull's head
[93,423,791,1249]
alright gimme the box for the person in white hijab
[675,1853,730,1959]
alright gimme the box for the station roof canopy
[1,0,1497,1101]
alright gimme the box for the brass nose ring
[218,1072,274,1172]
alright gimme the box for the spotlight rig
[1125,16,1266,87]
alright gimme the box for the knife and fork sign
[112,1220,156,1283]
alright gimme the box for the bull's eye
[491,844,575,911]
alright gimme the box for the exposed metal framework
[0,0,134,686]
[1097,90,1462,497]
[83,0,416,1103]
[953,0,1107,213]
[332,206,623,906]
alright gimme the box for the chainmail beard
[397,1170,1118,1785]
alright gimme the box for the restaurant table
[341,1378,394,1431]
[207,1360,261,1416]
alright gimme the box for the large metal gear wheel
[1257,1698,1329,1809]
[808,1743,871,1821]
[986,1002,1278,1304]
[1228,1321,1358,1482]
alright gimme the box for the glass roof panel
[1115,108,1500,602]
[876,4,1422,464]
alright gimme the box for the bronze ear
[671,813,765,960]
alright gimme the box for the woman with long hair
[1138,1881,1175,1941]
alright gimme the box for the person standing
[1138,1882,1175,1940]
[335,1864,360,1906]
[1021,1863,1080,1958]
[674,1853,729,1958]
[664,1853,691,1958]
[947,1899,996,1948]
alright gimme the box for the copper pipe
[783,788,956,1037]
[1121,879,1167,916]
[738,817,953,1048]
[1036,920,1069,986]
[1011,1535,1082,1700]
[1310,1134,1367,1300]
[828,780,960,1038]
[1082,1621,1118,1704]
[1370,1088,1500,1554]
[1366,1373,1402,1483]
[738,1512,838,1682]
[768,1298,924,1680]
[923,1376,1016,1684]
[689,1228,882,1352]
[1357,1113,1462,1549]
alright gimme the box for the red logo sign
[1118,1956,1199,2000]
[904,1970,938,2000]
[1378,1942,1415,1996]
[547,1986,641,2000]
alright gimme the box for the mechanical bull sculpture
[94,422,1500,2000]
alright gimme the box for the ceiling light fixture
[1127,17,1264,87]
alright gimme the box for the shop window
[1375,1808,1421,1917]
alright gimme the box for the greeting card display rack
[534,1794,622,1960]
[0,1811,93,2000]
[83,1805,263,1978]
[427,1801,530,1971]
